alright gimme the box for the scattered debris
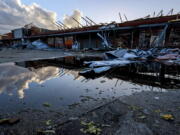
[81,48,180,76]
[29,39,50,50]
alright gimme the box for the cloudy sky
[0,0,180,34]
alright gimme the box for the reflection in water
[1,60,180,100]
[0,58,180,114]
[82,62,180,89]
[0,62,85,99]
[0,63,61,99]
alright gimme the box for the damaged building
[1,14,180,49]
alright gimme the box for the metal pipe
[58,21,69,29]
[124,14,128,21]
[85,16,96,25]
[56,22,65,30]
[51,22,61,30]
[72,17,84,27]
[119,12,123,23]
[81,17,92,26]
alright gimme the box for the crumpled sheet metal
[104,48,180,62]
[81,48,180,75]
[85,59,134,68]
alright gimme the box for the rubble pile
[13,39,50,50]
[30,40,49,49]
[80,48,180,75]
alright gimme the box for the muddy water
[1,59,179,115]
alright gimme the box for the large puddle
[0,58,180,114]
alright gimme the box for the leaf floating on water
[46,120,51,126]
[80,121,102,135]
[161,114,174,121]
[138,115,147,119]
[43,102,51,107]
[154,109,161,113]
[129,105,141,111]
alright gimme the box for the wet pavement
[0,57,179,135]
